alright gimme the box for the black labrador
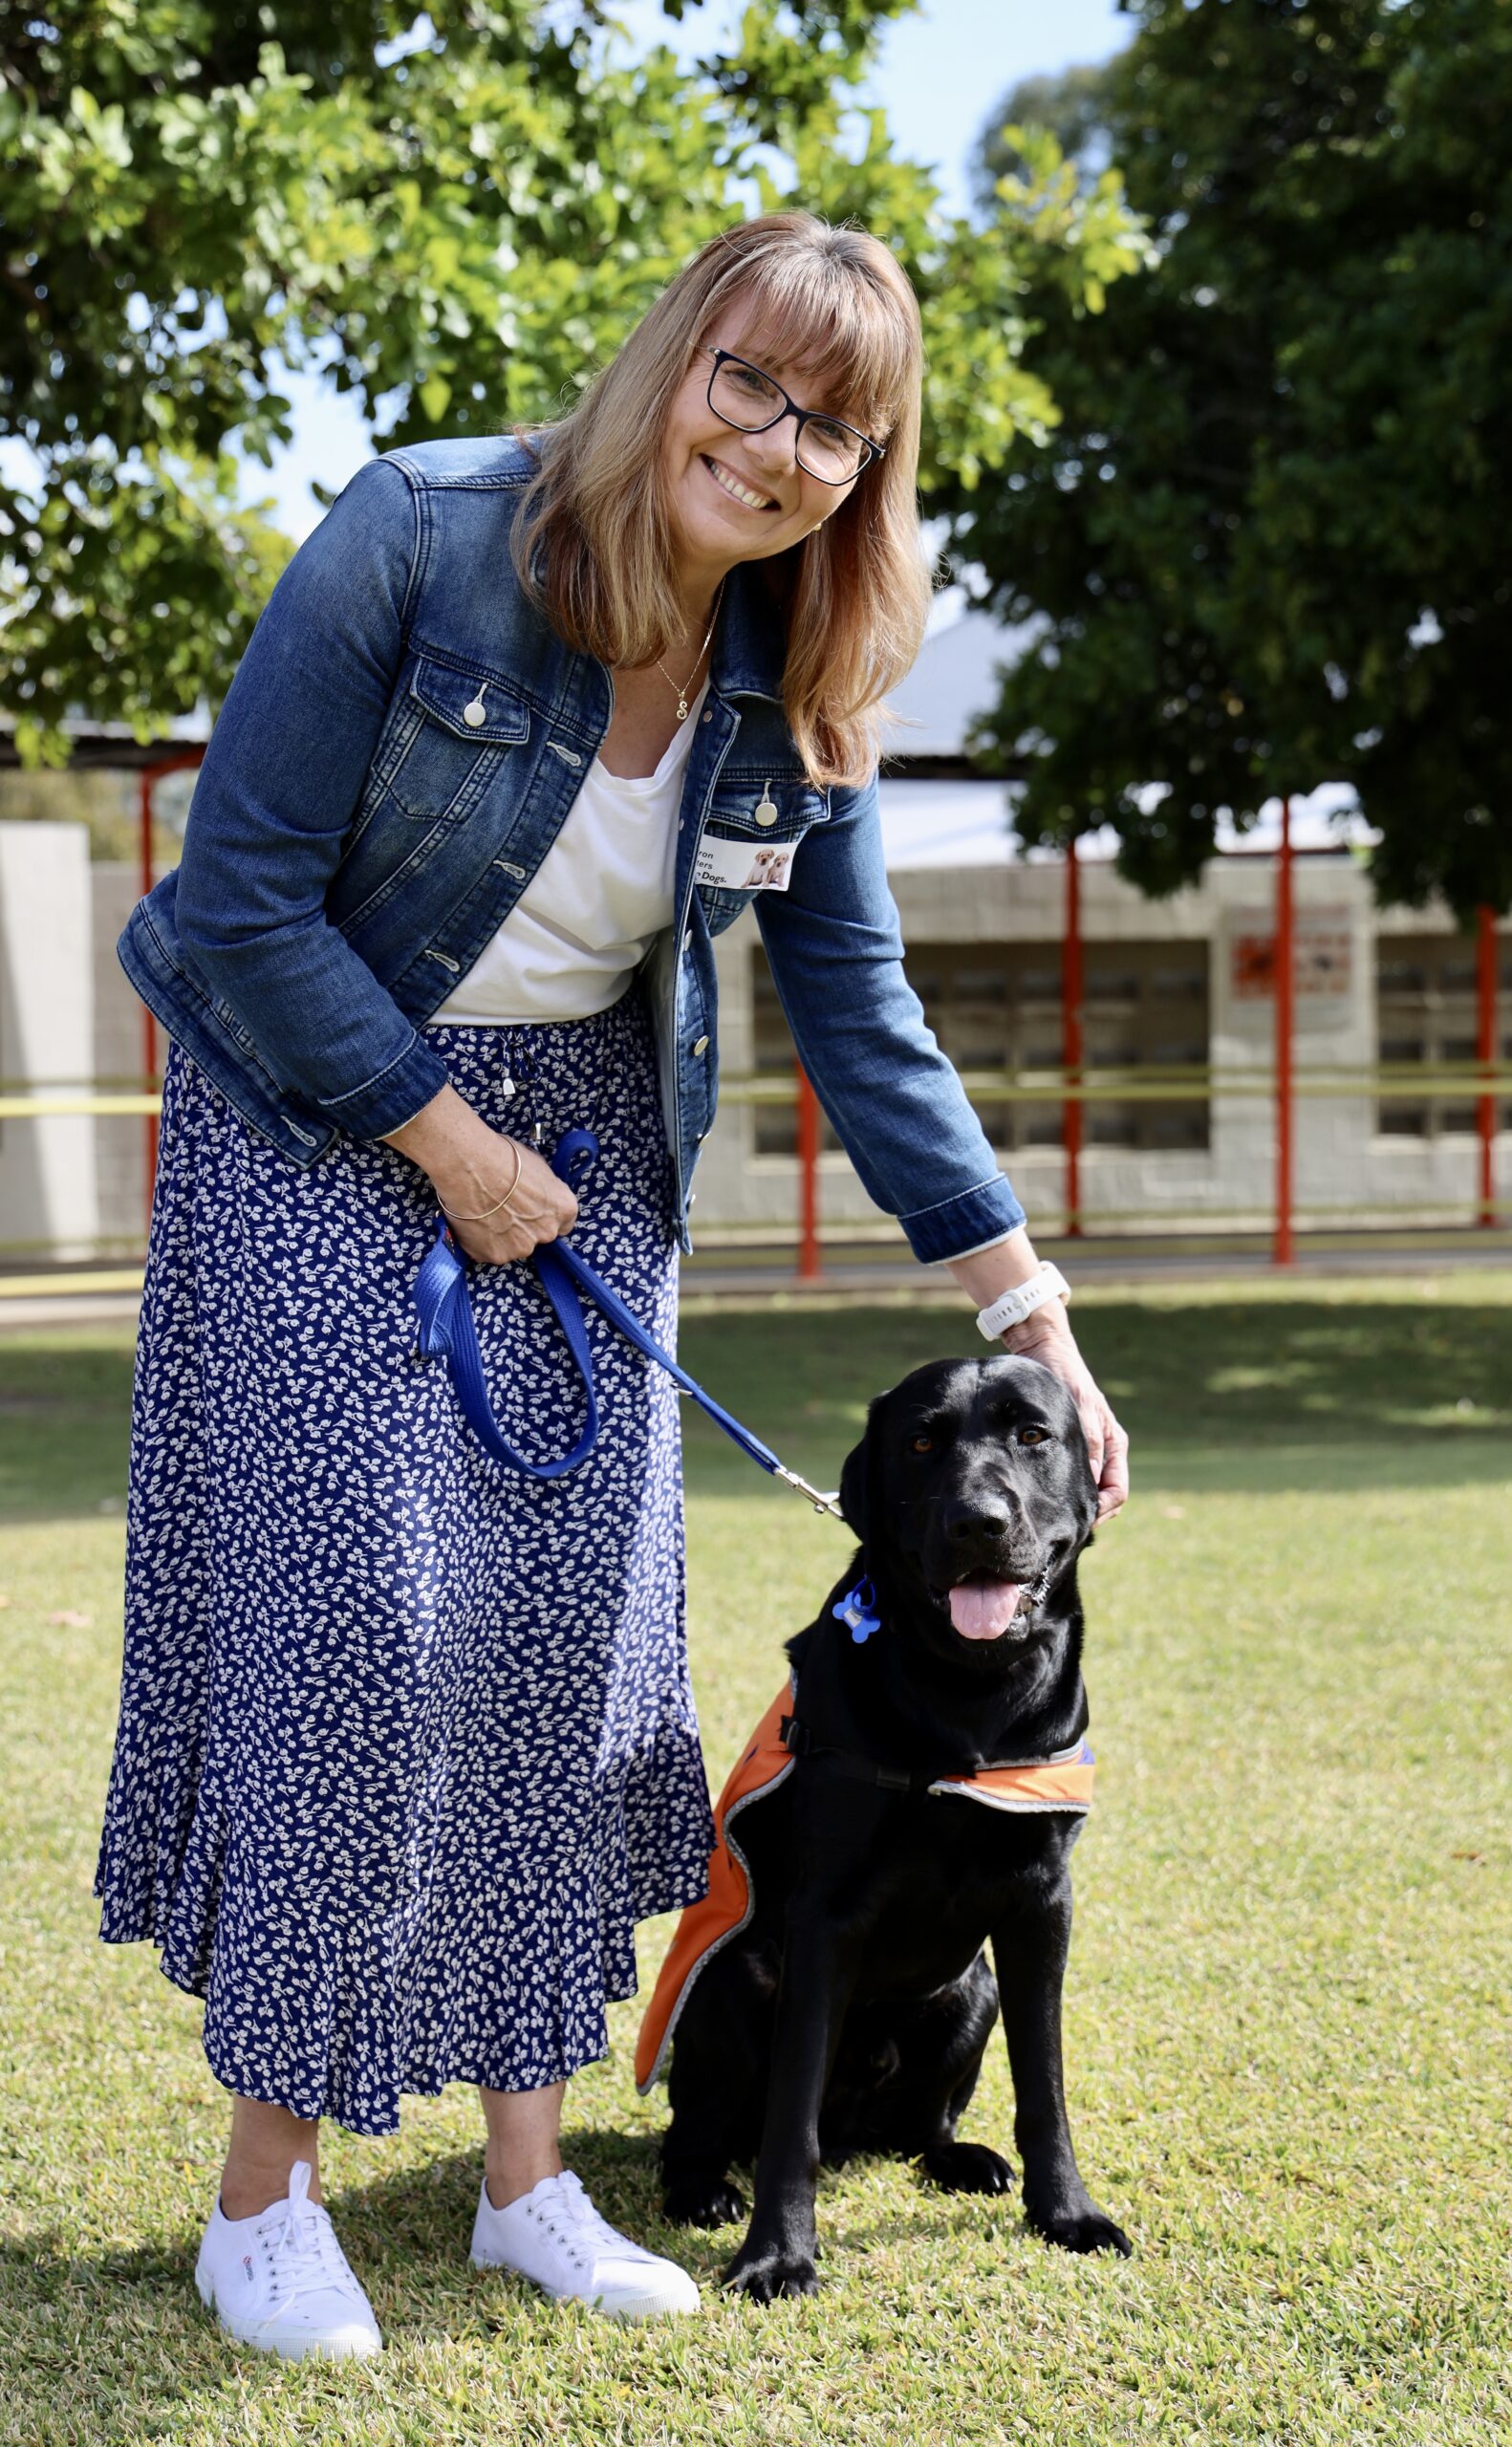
[658,1352,1132,2300]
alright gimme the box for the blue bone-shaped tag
[832,1576,881,1644]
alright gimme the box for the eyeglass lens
[709,359,866,482]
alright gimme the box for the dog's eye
[1018,1425,1050,1446]
[909,1434,934,1455]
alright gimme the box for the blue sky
[607,0,1129,219]
[246,0,1132,536]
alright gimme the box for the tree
[971,58,1123,214]
[950,0,1512,921]
[0,0,1147,765]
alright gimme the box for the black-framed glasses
[702,347,885,485]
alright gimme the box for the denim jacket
[119,434,1026,1263]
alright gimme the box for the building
[696,611,1508,1247]
[1,619,1506,1264]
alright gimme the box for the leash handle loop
[414,1130,840,1505]
[413,1213,599,1479]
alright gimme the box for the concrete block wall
[0,822,98,1262]
[0,842,1498,1265]
[694,852,1509,1245]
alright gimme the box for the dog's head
[837,1355,1097,1664]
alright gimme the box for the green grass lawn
[2,1275,1510,2445]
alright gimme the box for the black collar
[791,1561,1067,1791]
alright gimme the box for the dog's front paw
[1028,2196,1133,2257]
[662,2175,746,2229]
[920,2139,1015,2195]
[722,2236,820,2302]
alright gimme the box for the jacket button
[463,697,487,727]
[691,1035,709,1056]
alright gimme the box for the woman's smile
[702,452,782,512]
[658,307,868,587]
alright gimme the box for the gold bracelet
[437,1137,524,1224]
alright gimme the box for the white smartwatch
[975,1263,1072,1342]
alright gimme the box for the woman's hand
[378,1084,578,1264]
[943,1229,1129,1523]
[432,1136,579,1267]
[1000,1302,1129,1523]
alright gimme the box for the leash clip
[773,1464,846,1520]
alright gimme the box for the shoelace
[532,2171,638,2271]
[255,2163,362,2314]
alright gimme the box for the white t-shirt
[425,678,709,1027]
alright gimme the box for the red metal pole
[795,1059,822,1281]
[1273,796,1295,1267]
[1063,836,1083,1237]
[140,769,160,1231]
[1476,902,1498,1228]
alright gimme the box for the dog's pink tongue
[948,1578,1022,1640]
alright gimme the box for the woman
[97,211,1129,2359]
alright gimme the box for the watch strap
[975,1263,1071,1342]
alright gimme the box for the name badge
[694,834,796,893]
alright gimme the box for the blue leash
[412,1126,844,1518]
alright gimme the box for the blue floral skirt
[95,983,715,2135]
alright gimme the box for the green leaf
[948,0,1512,918]
[1,0,1144,770]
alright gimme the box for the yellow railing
[0,1064,1508,1119]
[0,1065,1504,1295]
[727,1064,1512,1105]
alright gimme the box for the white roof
[876,779,1375,871]
[878,613,1377,868]
[880,605,1043,761]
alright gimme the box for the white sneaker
[470,2168,700,2321]
[194,2159,382,2362]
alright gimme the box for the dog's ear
[1069,1431,1099,1548]
[838,1432,870,1542]
[838,1388,890,1544]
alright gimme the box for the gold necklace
[655,582,724,722]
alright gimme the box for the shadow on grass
[677,1297,1512,1498]
[0,2129,996,2423]
[3,1292,1511,1521]
[0,1330,135,1523]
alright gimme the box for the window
[1374,933,1503,1138]
[749,940,1212,1156]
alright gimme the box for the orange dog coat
[635,1681,1095,2093]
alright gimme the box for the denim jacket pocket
[695,776,829,934]
[383,648,532,822]
[703,773,830,840]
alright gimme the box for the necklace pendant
[675,693,690,723]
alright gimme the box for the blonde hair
[508,212,931,790]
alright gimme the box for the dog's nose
[944,1500,1015,1545]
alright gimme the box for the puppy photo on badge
[741,845,793,889]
